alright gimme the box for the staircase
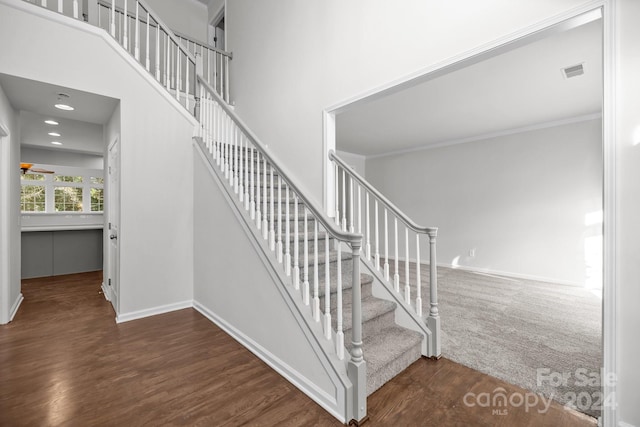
[261,165,425,396]
[9,0,441,423]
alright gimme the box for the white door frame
[0,121,11,324]
[105,136,120,314]
[322,3,617,426]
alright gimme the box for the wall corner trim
[8,293,24,323]
[115,300,193,323]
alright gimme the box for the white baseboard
[100,282,112,302]
[193,300,345,423]
[9,293,23,322]
[115,300,193,323]
[620,421,638,427]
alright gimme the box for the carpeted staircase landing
[258,168,424,396]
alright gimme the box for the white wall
[145,0,208,42]
[616,1,640,425]
[336,150,366,177]
[0,81,22,324]
[365,119,602,286]
[21,146,103,169]
[225,0,599,206]
[0,1,195,316]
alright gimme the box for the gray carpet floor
[416,265,602,418]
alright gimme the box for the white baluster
[313,219,320,322]
[175,44,180,102]
[334,163,340,227]
[144,10,150,70]
[57,0,62,14]
[336,244,344,359]
[324,227,331,340]
[233,126,238,192]
[262,156,268,239]
[165,33,170,90]
[224,116,229,180]
[405,227,411,305]
[365,192,371,261]
[244,138,250,211]
[394,218,400,292]
[250,147,255,219]
[41,0,47,6]
[349,177,354,233]
[269,166,275,251]
[358,185,362,234]
[213,52,218,94]
[374,199,380,270]
[155,20,160,80]
[256,152,262,230]
[185,57,190,111]
[341,169,346,232]
[384,209,389,280]
[285,185,291,276]
[110,0,115,37]
[73,0,78,19]
[303,206,309,305]
[293,196,300,290]
[239,135,244,202]
[123,0,128,48]
[416,234,422,317]
[134,1,139,60]
[225,56,230,102]
[277,176,283,262]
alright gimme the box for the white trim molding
[619,422,637,427]
[100,281,112,302]
[367,112,603,159]
[115,300,193,323]
[8,293,24,323]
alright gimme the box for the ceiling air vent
[562,63,584,79]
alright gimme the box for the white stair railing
[197,76,367,424]
[95,0,197,113]
[174,32,231,104]
[329,150,441,356]
[21,0,224,115]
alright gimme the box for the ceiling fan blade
[30,168,55,174]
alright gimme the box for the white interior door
[107,137,120,313]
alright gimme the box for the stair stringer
[193,141,355,423]
[359,258,436,357]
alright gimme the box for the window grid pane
[54,187,83,212]
[90,177,104,185]
[54,175,83,183]
[90,188,104,212]
[21,185,46,212]
[21,173,45,181]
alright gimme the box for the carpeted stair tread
[332,296,396,334]
[355,325,423,395]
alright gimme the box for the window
[55,187,83,212]
[20,165,104,214]
[21,185,46,212]
[91,188,104,212]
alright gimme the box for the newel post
[347,240,367,424]
[426,228,441,358]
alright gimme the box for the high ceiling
[337,18,603,157]
[0,73,118,155]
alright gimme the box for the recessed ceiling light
[55,104,74,111]
[44,120,59,125]
[51,141,63,146]
[48,132,61,137]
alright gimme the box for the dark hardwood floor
[0,272,596,426]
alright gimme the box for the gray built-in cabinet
[21,229,103,279]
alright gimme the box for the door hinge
[108,278,111,286]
